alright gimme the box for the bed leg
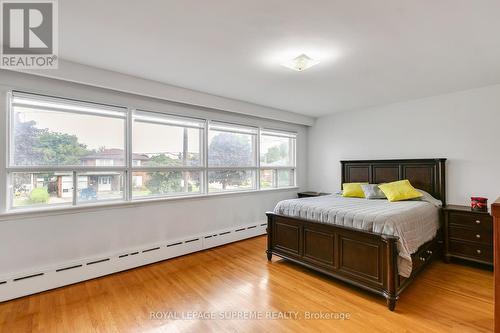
[383,235,399,311]
[386,297,397,311]
[266,212,274,262]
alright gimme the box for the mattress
[273,193,441,277]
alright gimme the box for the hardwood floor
[0,236,493,333]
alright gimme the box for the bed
[266,159,446,311]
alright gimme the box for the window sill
[0,187,299,222]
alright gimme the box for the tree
[145,171,183,194]
[12,119,43,165]
[208,132,252,189]
[12,118,92,201]
[144,155,186,194]
[143,154,182,167]
[263,143,289,165]
[33,130,90,165]
[13,117,91,165]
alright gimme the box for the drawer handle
[419,256,426,262]
[475,220,481,224]
[426,250,433,255]
[476,249,482,255]
[476,234,481,239]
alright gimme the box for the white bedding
[273,193,441,277]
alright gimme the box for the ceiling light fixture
[281,54,319,71]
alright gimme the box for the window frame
[130,109,206,199]
[6,91,129,209]
[207,121,259,193]
[259,129,297,189]
[3,91,298,214]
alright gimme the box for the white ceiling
[59,0,500,117]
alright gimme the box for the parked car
[79,187,97,200]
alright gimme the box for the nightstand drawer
[448,226,492,245]
[448,241,492,263]
[448,212,492,230]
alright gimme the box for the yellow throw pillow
[342,183,367,198]
[378,180,423,202]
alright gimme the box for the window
[4,91,298,212]
[260,130,296,188]
[132,171,202,198]
[8,92,127,209]
[208,122,257,192]
[10,172,73,208]
[131,111,205,198]
[10,94,125,166]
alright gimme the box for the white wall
[0,191,296,276]
[308,84,500,206]
[0,70,308,278]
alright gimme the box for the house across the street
[16,149,150,204]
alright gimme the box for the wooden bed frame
[266,158,446,311]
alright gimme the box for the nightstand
[443,205,493,266]
[297,191,331,198]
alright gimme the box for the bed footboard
[266,212,404,311]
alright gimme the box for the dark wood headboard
[341,159,447,205]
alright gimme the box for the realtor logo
[1,0,58,69]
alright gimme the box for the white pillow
[361,184,386,199]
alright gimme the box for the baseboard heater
[0,221,267,302]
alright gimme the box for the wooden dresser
[443,205,493,265]
[492,198,500,333]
